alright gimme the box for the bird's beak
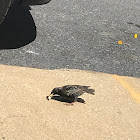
[47,93,54,100]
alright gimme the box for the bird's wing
[67,90,84,97]
[63,85,84,96]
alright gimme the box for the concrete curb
[0,64,140,140]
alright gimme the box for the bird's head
[47,87,59,100]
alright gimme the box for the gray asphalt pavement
[0,0,140,77]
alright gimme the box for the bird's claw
[63,103,74,106]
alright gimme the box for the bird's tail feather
[84,89,95,94]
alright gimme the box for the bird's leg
[63,98,75,106]
[74,97,78,102]
[64,103,74,106]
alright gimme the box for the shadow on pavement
[47,95,74,103]
[0,3,36,49]
[47,96,87,104]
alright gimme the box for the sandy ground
[0,64,140,140]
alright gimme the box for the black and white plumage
[47,85,95,104]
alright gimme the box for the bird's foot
[63,103,74,106]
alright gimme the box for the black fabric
[20,0,51,5]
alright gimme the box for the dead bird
[47,85,95,105]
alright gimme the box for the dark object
[0,4,36,49]
[20,0,51,5]
[0,0,51,24]
[0,0,14,24]
[47,85,95,104]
